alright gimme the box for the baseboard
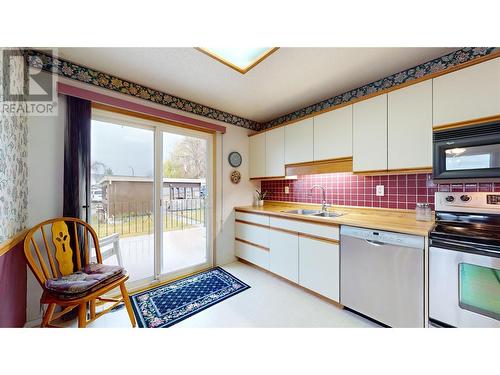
[24,318,41,328]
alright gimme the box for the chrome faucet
[310,185,330,212]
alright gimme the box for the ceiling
[58,47,458,123]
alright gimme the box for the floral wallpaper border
[24,49,261,131]
[261,47,500,129]
[24,48,498,133]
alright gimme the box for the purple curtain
[63,96,91,222]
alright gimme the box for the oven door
[433,122,500,179]
[430,244,500,327]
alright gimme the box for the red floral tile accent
[261,172,500,211]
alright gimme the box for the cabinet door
[269,229,299,283]
[314,105,353,161]
[433,58,500,126]
[284,118,314,165]
[299,236,339,302]
[388,80,432,170]
[265,126,285,177]
[353,94,388,172]
[249,132,266,178]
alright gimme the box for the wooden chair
[23,217,136,328]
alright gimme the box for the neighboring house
[98,175,205,216]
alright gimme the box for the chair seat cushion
[45,264,124,299]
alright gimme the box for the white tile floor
[64,261,379,328]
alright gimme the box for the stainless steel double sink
[281,209,345,218]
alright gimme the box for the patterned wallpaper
[261,47,499,129]
[261,173,500,211]
[0,49,28,243]
[25,50,261,131]
[25,48,498,132]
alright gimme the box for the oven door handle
[430,238,500,258]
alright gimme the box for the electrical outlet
[284,186,289,194]
[376,185,385,196]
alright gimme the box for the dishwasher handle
[364,239,386,247]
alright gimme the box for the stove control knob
[445,195,455,202]
[460,195,471,202]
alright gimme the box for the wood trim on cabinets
[237,257,344,309]
[235,238,270,251]
[433,114,500,131]
[235,219,269,229]
[249,175,286,181]
[0,229,28,257]
[196,48,279,74]
[285,157,353,176]
[249,51,500,137]
[298,233,339,245]
[353,167,432,176]
[235,209,270,217]
[269,226,299,236]
[269,226,340,243]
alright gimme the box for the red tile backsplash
[261,173,499,211]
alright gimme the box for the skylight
[196,47,278,74]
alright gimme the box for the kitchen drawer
[235,239,269,270]
[269,217,339,241]
[235,211,270,226]
[235,221,269,248]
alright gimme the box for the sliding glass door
[90,108,213,289]
[160,132,210,275]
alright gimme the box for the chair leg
[90,299,96,319]
[41,303,56,328]
[120,282,137,327]
[78,303,87,328]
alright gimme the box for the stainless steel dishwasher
[340,226,425,327]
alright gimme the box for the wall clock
[228,151,242,167]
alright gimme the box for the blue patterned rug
[130,267,250,328]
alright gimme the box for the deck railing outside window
[91,198,207,238]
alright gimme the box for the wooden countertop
[235,201,434,237]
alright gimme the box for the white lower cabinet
[235,239,269,270]
[269,229,299,283]
[298,236,340,302]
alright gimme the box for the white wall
[26,94,66,322]
[24,88,256,322]
[215,124,259,266]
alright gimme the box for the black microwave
[433,121,500,180]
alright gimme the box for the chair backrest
[23,217,103,288]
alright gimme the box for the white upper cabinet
[388,80,432,170]
[249,132,266,178]
[285,118,314,165]
[313,105,353,161]
[265,126,285,177]
[353,94,388,172]
[433,58,500,126]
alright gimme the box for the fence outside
[91,198,207,238]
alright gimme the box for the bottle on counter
[416,203,432,221]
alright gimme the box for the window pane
[459,262,500,321]
[90,119,155,283]
[446,144,500,170]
